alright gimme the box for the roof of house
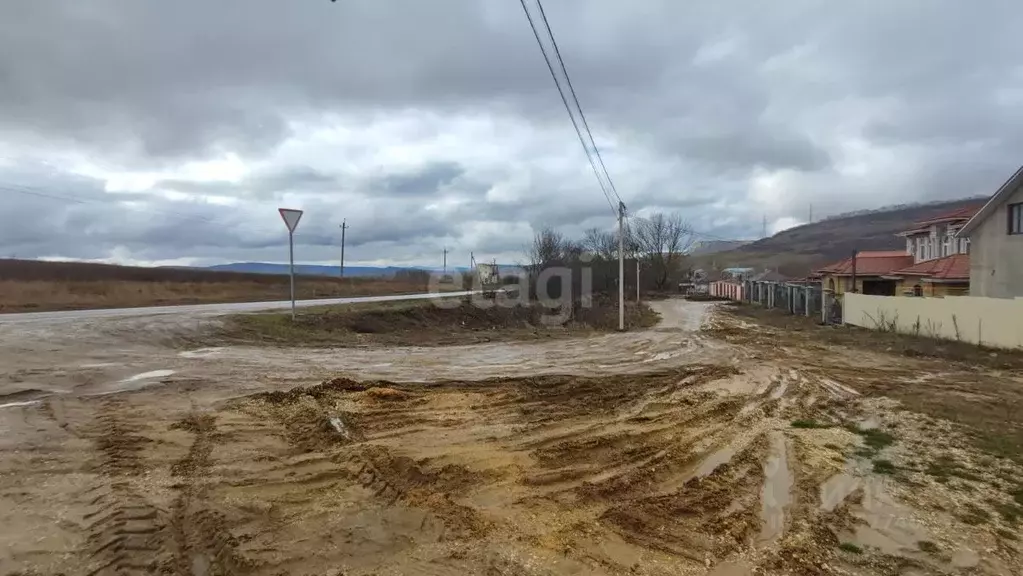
[897,205,983,236]
[889,253,970,280]
[817,251,914,276]
[958,164,1023,237]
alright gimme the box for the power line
[532,0,621,206]
[518,0,618,216]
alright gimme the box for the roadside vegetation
[199,295,659,347]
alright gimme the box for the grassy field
[0,259,434,313]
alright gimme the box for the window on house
[1010,202,1023,235]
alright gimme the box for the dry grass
[0,259,436,313]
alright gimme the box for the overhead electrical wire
[532,0,622,208]
[518,0,620,216]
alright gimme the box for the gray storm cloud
[1,0,1021,265]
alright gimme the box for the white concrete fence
[843,293,1023,349]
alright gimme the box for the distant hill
[688,240,750,256]
[688,197,987,278]
[202,262,525,277]
[203,263,458,277]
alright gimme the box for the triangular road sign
[278,208,303,232]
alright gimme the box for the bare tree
[633,212,695,289]
[581,227,617,261]
[528,226,574,272]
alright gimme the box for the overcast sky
[1,0,1021,267]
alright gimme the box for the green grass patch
[872,459,897,475]
[917,540,939,553]
[838,542,863,554]
[791,419,830,429]
[860,429,896,450]
[844,424,896,458]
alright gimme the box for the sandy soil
[1,299,1021,575]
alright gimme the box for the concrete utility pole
[762,214,768,238]
[636,259,640,303]
[618,201,626,331]
[339,220,349,278]
[443,247,449,274]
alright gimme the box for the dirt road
[1,299,1021,575]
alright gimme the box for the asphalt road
[0,291,475,324]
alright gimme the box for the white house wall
[970,184,1023,298]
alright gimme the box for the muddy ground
[1,299,1021,575]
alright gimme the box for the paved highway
[0,291,475,324]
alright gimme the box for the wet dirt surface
[1,299,1022,575]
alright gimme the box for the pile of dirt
[208,297,659,347]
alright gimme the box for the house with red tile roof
[817,251,914,295]
[817,204,981,297]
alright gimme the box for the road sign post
[278,208,304,320]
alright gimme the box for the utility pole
[762,214,768,238]
[808,203,813,224]
[443,247,449,274]
[339,220,348,278]
[618,201,626,331]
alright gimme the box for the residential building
[957,165,1023,298]
[818,251,913,296]
[887,254,970,297]
[896,205,977,263]
[886,205,980,296]
[817,204,981,297]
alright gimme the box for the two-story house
[816,204,981,297]
[886,205,980,297]
[955,165,1023,298]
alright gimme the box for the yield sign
[278,208,303,232]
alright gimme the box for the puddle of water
[708,559,753,576]
[819,378,859,398]
[0,400,42,409]
[328,416,352,440]
[820,472,860,512]
[119,369,176,383]
[759,432,792,544]
[178,348,223,359]
[839,476,931,555]
[858,416,880,430]
[695,446,736,478]
[951,549,979,568]
[769,380,788,400]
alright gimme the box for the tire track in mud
[82,398,168,576]
[167,412,251,576]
